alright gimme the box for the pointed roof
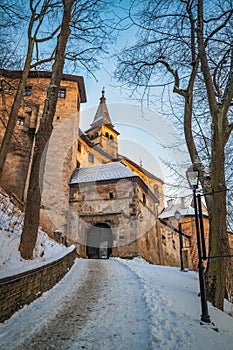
[89,88,114,129]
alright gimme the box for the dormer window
[58,87,66,98]
[90,132,98,140]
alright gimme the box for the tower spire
[90,88,113,129]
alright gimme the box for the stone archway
[86,223,113,259]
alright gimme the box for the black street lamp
[186,165,211,324]
[174,209,184,271]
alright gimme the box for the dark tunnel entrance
[86,223,113,259]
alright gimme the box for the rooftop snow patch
[70,161,137,185]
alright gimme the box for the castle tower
[85,89,119,158]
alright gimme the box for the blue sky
[77,0,190,200]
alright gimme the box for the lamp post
[174,209,184,271]
[186,165,211,324]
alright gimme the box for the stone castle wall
[0,70,85,236]
[68,179,166,264]
[0,248,77,323]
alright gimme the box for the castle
[0,69,211,268]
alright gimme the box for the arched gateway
[86,223,113,259]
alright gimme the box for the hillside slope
[0,188,72,278]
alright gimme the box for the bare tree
[19,0,75,259]
[0,1,27,68]
[115,0,233,310]
[0,0,61,178]
[19,0,112,259]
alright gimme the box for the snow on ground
[0,188,72,278]
[0,258,233,350]
[1,188,233,349]
[119,257,233,349]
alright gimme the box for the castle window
[108,135,114,146]
[17,116,25,125]
[88,153,94,163]
[154,184,159,197]
[90,133,98,140]
[109,192,114,199]
[26,110,32,117]
[23,86,32,96]
[78,142,81,152]
[142,193,146,206]
[172,239,176,249]
[105,132,109,138]
[58,87,66,98]
[162,235,167,246]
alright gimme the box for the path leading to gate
[2,259,151,350]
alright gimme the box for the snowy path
[1,258,233,350]
[0,259,151,350]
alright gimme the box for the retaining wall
[0,248,77,323]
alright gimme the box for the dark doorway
[86,223,113,259]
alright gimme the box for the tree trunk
[205,117,229,310]
[0,39,34,177]
[19,0,74,260]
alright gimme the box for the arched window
[105,132,109,138]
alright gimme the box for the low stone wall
[0,248,77,323]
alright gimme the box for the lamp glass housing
[186,167,199,189]
[174,210,181,221]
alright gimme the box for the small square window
[109,192,114,199]
[17,116,25,125]
[88,153,94,163]
[23,86,32,96]
[58,87,66,98]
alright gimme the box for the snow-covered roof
[159,203,195,219]
[158,197,200,219]
[70,161,138,185]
